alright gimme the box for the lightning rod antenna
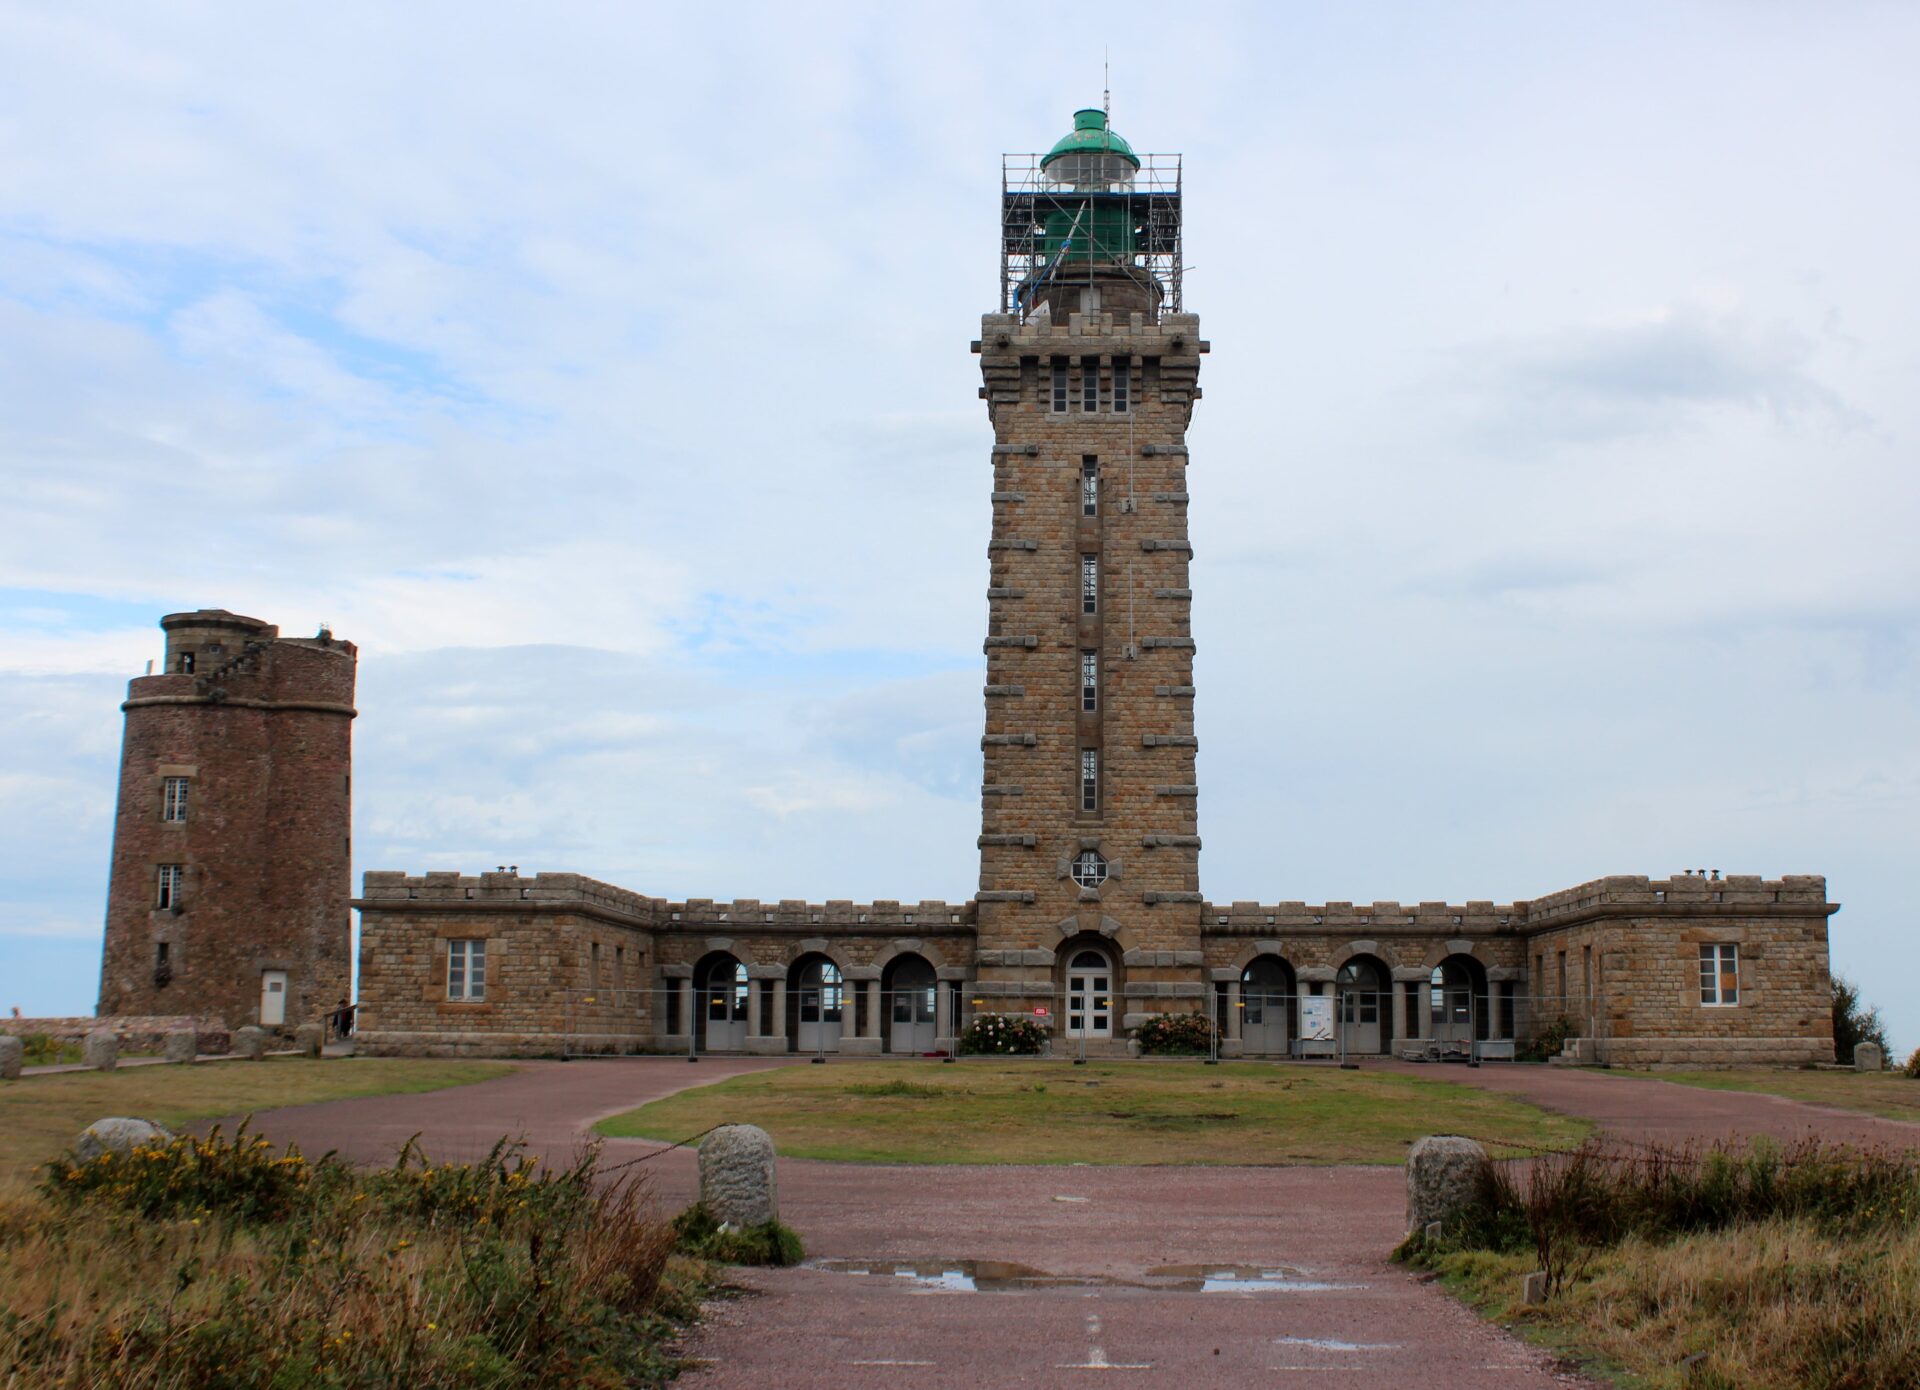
[1104,51,1111,116]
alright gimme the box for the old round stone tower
[97,609,356,1031]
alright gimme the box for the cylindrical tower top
[1041,109,1140,189]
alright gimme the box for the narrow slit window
[1699,943,1739,1006]
[1051,362,1068,413]
[177,651,195,674]
[1082,356,1099,412]
[1112,360,1130,412]
[155,864,184,909]
[1081,554,1098,614]
[1081,651,1098,711]
[1081,456,1098,516]
[448,939,487,1001]
[1080,749,1099,812]
[162,776,189,823]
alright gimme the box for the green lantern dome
[1041,108,1140,187]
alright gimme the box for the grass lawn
[1630,1068,1920,1125]
[597,1060,1590,1165]
[0,1057,511,1186]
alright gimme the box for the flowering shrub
[959,1014,1048,1055]
[1134,1012,1218,1056]
[43,1118,318,1222]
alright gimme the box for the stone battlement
[1522,873,1832,923]
[1201,899,1521,932]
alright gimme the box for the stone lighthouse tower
[973,109,1206,1049]
[98,609,356,1032]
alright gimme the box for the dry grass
[1438,1221,1920,1389]
[0,1057,511,1185]
[1633,1068,1920,1125]
[597,1059,1591,1165]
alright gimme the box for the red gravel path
[234,1059,1916,1389]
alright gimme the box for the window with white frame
[1081,554,1098,614]
[1081,356,1099,412]
[1051,362,1068,412]
[448,938,487,1001]
[1070,849,1108,888]
[155,864,184,909]
[162,776,189,822]
[1081,650,1098,711]
[1699,943,1738,1006]
[1080,748,1099,813]
[1081,456,1098,515]
[1112,360,1130,413]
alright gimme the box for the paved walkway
[232,1059,1917,1389]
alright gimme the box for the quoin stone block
[0,1036,22,1080]
[77,1117,174,1161]
[1406,1135,1491,1234]
[232,1025,268,1060]
[83,1029,118,1071]
[698,1123,779,1229]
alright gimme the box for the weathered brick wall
[98,611,354,1033]
[973,307,1208,1027]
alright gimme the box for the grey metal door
[889,958,936,1053]
[796,959,844,1053]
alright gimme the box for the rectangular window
[1081,456,1098,515]
[1080,748,1099,812]
[1112,360,1130,412]
[155,864,184,909]
[1051,362,1068,413]
[590,941,601,987]
[162,776,189,823]
[448,939,487,1001]
[1699,943,1739,1006]
[1081,554,1098,614]
[1081,651,1098,711]
[615,945,625,990]
[177,651,195,674]
[1081,356,1099,412]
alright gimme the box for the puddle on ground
[809,1259,1359,1294]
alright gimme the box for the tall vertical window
[1081,356,1099,412]
[1699,943,1739,1006]
[1051,362,1068,412]
[162,776,190,822]
[1081,651,1098,711]
[448,939,487,1001]
[155,864,184,909]
[590,941,601,987]
[1081,554,1098,614]
[1081,456,1099,515]
[177,651,195,674]
[614,945,625,990]
[1080,749,1099,812]
[1112,360,1130,412]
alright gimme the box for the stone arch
[881,950,939,1055]
[691,949,747,1053]
[1420,937,1490,971]
[786,951,846,1054]
[1054,933,1121,1041]
[1332,951,1394,1056]
[1229,938,1288,972]
[1236,951,1296,1057]
[1328,939,1401,973]
[870,938,929,972]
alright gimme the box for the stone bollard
[1406,1134,1492,1234]
[77,1117,174,1162]
[0,1036,22,1081]
[698,1124,778,1229]
[1854,1043,1884,1073]
[83,1029,119,1072]
[163,1030,198,1064]
[1521,1270,1549,1305]
[293,1023,324,1057]
[233,1026,269,1060]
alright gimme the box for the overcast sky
[4,3,1915,1049]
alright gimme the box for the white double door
[1065,951,1113,1038]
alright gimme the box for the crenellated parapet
[1202,899,1521,936]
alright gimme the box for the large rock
[163,1030,198,1064]
[0,1036,22,1080]
[77,1117,175,1162]
[83,1030,118,1071]
[698,1123,778,1228]
[232,1026,269,1060]
[1854,1042,1884,1073]
[293,1023,324,1057]
[1406,1134,1492,1234]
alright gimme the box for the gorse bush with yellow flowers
[3,1123,698,1389]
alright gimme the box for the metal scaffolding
[1000,151,1183,318]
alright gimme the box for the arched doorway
[694,952,748,1052]
[1430,954,1490,1050]
[1241,955,1295,1056]
[1335,956,1391,1055]
[789,954,845,1054]
[884,954,937,1054]
[1065,946,1115,1039]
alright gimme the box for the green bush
[1520,1016,1575,1062]
[1134,1012,1217,1055]
[42,1118,320,1223]
[1904,1047,1920,1079]
[671,1201,805,1266]
[958,1014,1048,1055]
[1832,975,1890,1065]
